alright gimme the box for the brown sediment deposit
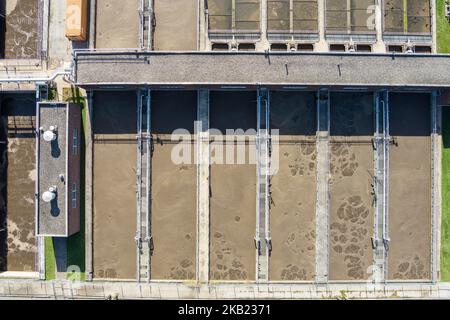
[3,0,39,58]
[329,92,374,281]
[210,91,257,281]
[388,93,431,280]
[150,91,197,280]
[269,91,316,281]
[92,91,137,280]
[95,0,140,49]
[1,94,37,272]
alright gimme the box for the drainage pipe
[0,69,72,84]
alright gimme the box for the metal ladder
[140,0,153,50]
[256,89,270,282]
[372,91,390,283]
[136,89,152,283]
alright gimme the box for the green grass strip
[437,0,450,53]
[44,237,56,280]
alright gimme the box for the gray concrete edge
[1,280,450,299]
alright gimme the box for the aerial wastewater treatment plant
[0,0,450,299]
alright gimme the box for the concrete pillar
[431,91,441,282]
[89,0,97,49]
[346,0,351,33]
[316,0,328,52]
[42,0,50,60]
[373,0,386,53]
[199,0,207,51]
[315,89,329,283]
[256,0,270,51]
[431,0,437,53]
[197,89,210,284]
[85,91,94,281]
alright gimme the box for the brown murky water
[208,0,260,32]
[151,142,196,280]
[329,92,374,281]
[153,0,198,50]
[268,0,318,32]
[0,94,37,272]
[326,0,376,33]
[388,93,431,280]
[3,0,39,58]
[384,0,431,33]
[210,158,256,281]
[210,91,257,281]
[269,91,316,281]
[150,91,197,280]
[95,0,140,48]
[92,91,137,280]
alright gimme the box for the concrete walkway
[1,280,450,299]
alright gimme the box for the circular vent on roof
[42,187,57,203]
[43,130,57,142]
[43,126,57,142]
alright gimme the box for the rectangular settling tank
[208,0,261,32]
[92,91,137,279]
[269,91,317,281]
[95,0,140,48]
[326,0,376,33]
[210,91,257,281]
[267,0,319,33]
[150,91,197,280]
[153,0,198,50]
[329,92,374,281]
[384,0,431,34]
[388,92,431,280]
[2,0,40,58]
[1,94,37,272]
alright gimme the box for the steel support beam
[146,89,152,279]
[136,88,152,282]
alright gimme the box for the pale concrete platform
[1,280,450,299]
[0,272,39,279]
